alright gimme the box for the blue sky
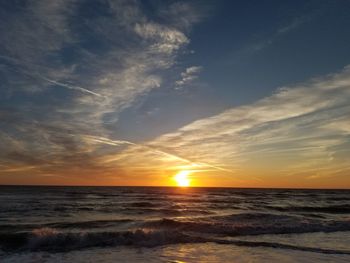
[116,0,350,141]
[0,0,350,187]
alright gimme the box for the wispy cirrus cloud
[1,1,348,188]
[230,7,324,61]
[175,66,202,88]
[72,65,350,186]
[141,65,350,185]
[0,0,204,183]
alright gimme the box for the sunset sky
[0,0,350,188]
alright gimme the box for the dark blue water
[0,186,350,262]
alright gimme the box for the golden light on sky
[174,171,191,187]
[0,1,350,189]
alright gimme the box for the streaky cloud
[146,65,350,181]
[38,75,105,98]
[82,135,231,173]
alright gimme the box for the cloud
[175,66,202,88]
[144,65,350,181]
[134,22,189,54]
[248,15,310,53]
[0,0,203,183]
[38,75,105,98]
[230,8,323,61]
[81,135,231,173]
[0,0,74,62]
[158,1,207,30]
[3,1,347,187]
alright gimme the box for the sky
[0,0,350,188]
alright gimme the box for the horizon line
[0,184,349,190]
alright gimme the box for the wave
[215,239,350,255]
[40,205,215,216]
[49,219,135,229]
[326,196,350,201]
[0,219,135,233]
[1,227,350,255]
[2,212,349,239]
[265,205,350,213]
[0,228,203,252]
[128,201,159,208]
[114,207,214,216]
[144,212,350,236]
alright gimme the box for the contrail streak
[38,75,104,98]
[83,135,232,173]
[0,54,104,98]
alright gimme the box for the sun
[174,170,191,187]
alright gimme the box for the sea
[0,186,350,262]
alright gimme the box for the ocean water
[0,186,350,262]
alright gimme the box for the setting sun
[174,171,191,187]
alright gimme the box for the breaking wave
[0,228,202,252]
[2,187,350,256]
[1,227,350,255]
